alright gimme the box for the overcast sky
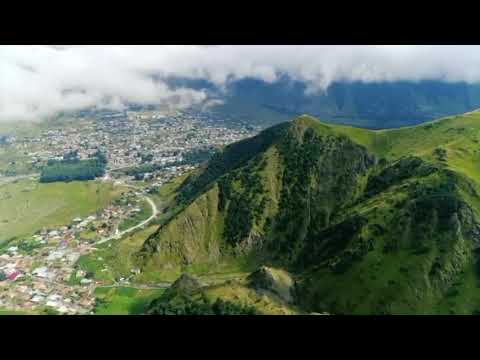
[2,45,480,122]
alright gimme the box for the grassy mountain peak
[141,112,480,314]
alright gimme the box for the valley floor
[0,176,163,314]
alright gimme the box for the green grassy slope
[94,287,166,315]
[332,112,480,183]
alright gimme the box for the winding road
[96,184,159,245]
[97,282,171,290]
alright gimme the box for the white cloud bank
[2,45,480,121]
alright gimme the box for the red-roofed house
[8,271,20,281]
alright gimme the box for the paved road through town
[96,182,159,245]
[97,282,171,290]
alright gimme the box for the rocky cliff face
[247,266,295,303]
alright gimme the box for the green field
[0,308,38,315]
[118,199,152,232]
[76,224,160,283]
[0,147,38,176]
[0,117,93,138]
[0,179,125,244]
[94,286,165,315]
[0,121,44,138]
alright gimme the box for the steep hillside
[139,117,376,268]
[140,112,480,314]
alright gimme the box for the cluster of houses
[0,135,14,145]
[0,189,147,314]
[1,108,257,179]
[143,163,195,187]
[0,240,96,314]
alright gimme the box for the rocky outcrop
[167,273,207,297]
[247,266,295,303]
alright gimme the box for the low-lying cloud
[2,45,480,121]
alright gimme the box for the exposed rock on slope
[165,273,207,298]
[247,266,295,303]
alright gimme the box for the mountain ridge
[182,78,480,129]
[140,112,480,314]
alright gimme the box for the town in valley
[0,107,259,314]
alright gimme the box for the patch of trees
[299,215,368,271]
[182,147,215,165]
[219,164,266,246]
[366,157,437,198]
[17,239,42,252]
[43,308,60,315]
[474,256,480,284]
[411,195,460,225]
[272,130,373,261]
[310,233,375,274]
[40,151,107,183]
[124,164,161,178]
[273,130,325,247]
[370,223,385,237]
[62,150,79,162]
[401,178,462,252]
[148,297,257,315]
[3,169,17,176]
[140,153,154,163]
[433,147,448,162]
[177,122,290,205]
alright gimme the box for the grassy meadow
[0,179,125,244]
[93,286,165,315]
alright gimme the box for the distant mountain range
[139,112,480,314]
[172,77,480,129]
